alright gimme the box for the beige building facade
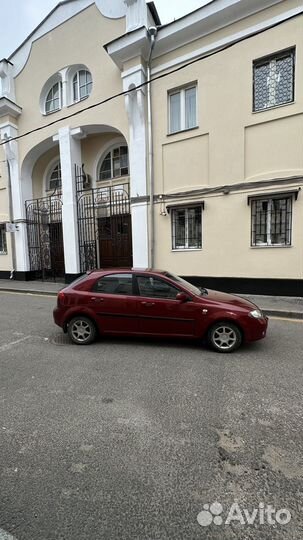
[0,0,302,295]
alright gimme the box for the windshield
[164,272,205,296]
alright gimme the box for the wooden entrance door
[49,222,65,278]
[98,214,132,268]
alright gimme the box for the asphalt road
[0,291,302,540]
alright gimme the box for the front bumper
[245,315,269,342]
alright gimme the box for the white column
[0,60,16,101]
[124,0,148,32]
[54,127,85,276]
[123,65,149,268]
[59,67,69,109]
[1,124,30,274]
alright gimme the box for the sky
[0,0,209,59]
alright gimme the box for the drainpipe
[6,158,17,279]
[147,26,157,269]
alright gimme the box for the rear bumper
[53,307,64,328]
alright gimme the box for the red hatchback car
[53,269,268,353]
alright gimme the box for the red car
[53,269,268,353]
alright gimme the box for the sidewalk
[0,279,302,319]
[0,279,63,296]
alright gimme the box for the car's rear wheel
[68,316,97,345]
[208,321,242,353]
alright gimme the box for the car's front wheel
[207,321,242,353]
[68,316,97,345]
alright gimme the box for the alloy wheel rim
[213,326,237,350]
[71,320,91,342]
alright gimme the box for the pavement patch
[263,445,303,480]
[0,529,17,540]
[0,335,31,352]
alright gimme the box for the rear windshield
[69,274,88,287]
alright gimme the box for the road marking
[0,290,55,298]
[0,335,31,352]
[0,528,17,540]
[269,316,303,323]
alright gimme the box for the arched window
[73,70,92,102]
[45,82,62,114]
[48,162,62,191]
[99,145,129,181]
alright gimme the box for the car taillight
[57,291,65,307]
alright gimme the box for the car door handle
[91,297,104,303]
[141,301,155,307]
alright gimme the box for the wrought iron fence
[25,191,64,280]
[75,165,132,272]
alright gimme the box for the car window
[137,276,179,299]
[93,273,133,295]
[164,271,201,296]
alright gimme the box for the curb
[263,309,303,320]
[0,288,302,319]
[0,288,58,297]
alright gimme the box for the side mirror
[176,292,189,303]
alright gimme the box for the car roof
[89,268,167,276]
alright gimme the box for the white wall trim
[130,201,149,268]
[152,7,303,76]
[40,72,62,116]
[66,64,93,106]
[153,0,284,57]
[43,155,61,194]
[10,1,95,77]
[121,63,147,79]
[93,135,127,180]
[0,125,30,272]
[0,121,18,131]
[56,126,81,274]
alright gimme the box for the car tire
[207,321,242,353]
[68,316,97,345]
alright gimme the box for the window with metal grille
[0,224,7,254]
[168,84,197,133]
[73,70,92,102]
[48,162,62,191]
[99,146,129,180]
[253,48,295,112]
[251,196,292,246]
[45,82,62,114]
[172,206,202,250]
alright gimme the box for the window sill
[252,100,295,114]
[67,95,90,108]
[250,244,292,249]
[42,108,61,116]
[167,125,199,137]
[97,175,130,183]
[0,252,8,255]
[172,248,202,252]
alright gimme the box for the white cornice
[0,97,22,119]
[152,6,302,76]
[10,1,95,76]
[9,0,127,77]
[105,0,287,70]
[105,27,150,69]
[153,0,284,59]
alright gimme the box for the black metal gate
[25,193,64,281]
[76,165,132,272]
